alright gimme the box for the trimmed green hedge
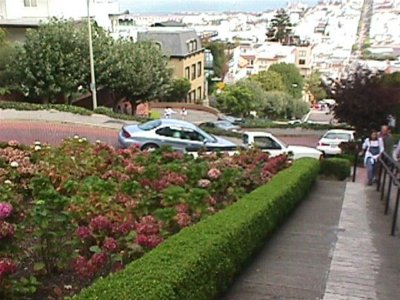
[0,101,146,122]
[74,158,319,300]
[320,158,351,181]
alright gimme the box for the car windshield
[138,120,162,131]
[196,126,217,142]
[324,132,351,140]
[273,136,288,148]
[217,121,233,126]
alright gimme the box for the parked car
[199,120,241,132]
[242,131,323,160]
[118,119,238,152]
[217,114,244,125]
[316,129,355,155]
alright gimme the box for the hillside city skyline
[119,0,319,13]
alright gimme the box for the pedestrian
[379,125,394,157]
[362,130,384,185]
[164,106,175,119]
[180,107,187,120]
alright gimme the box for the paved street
[222,174,400,300]
[0,120,321,148]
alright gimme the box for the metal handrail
[376,152,400,236]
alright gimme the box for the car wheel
[141,143,159,152]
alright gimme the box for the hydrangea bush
[0,138,288,299]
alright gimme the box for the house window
[197,87,202,100]
[185,67,190,79]
[250,59,254,66]
[298,50,307,57]
[187,39,198,53]
[298,59,306,65]
[197,62,202,77]
[191,64,196,80]
[24,0,37,7]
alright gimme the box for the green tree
[266,9,292,43]
[306,72,327,101]
[216,80,264,116]
[250,70,286,92]
[260,91,308,119]
[0,29,16,95]
[163,78,191,102]
[334,70,399,134]
[101,40,171,111]
[269,63,303,98]
[9,20,108,104]
[204,41,230,80]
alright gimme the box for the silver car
[199,120,241,132]
[118,119,238,152]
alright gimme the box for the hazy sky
[119,0,318,13]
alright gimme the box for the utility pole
[87,0,97,110]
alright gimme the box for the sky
[119,0,319,14]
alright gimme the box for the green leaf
[89,245,102,253]
[33,262,45,272]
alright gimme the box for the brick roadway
[0,120,120,147]
[0,120,321,148]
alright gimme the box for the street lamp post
[87,0,97,110]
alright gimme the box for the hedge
[320,158,351,181]
[0,101,146,122]
[74,158,320,300]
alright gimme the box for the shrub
[93,106,148,122]
[0,101,91,115]
[320,158,351,180]
[74,158,319,300]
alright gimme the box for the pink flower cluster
[0,221,15,239]
[102,237,118,253]
[89,215,112,233]
[207,168,221,180]
[135,216,163,249]
[140,172,187,192]
[136,234,163,249]
[7,140,19,147]
[197,179,211,188]
[0,258,17,280]
[0,202,13,219]
[112,220,136,235]
[71,253,108,279]
[76,226,92,241]
[175,213,191,228]
[162,151,184,161]
[175,203,189,214]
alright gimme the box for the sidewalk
[222,173,400,300]
[0,109,129,130]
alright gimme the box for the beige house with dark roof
[138,28,205,103]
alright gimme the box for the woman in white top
[362,130,384,185]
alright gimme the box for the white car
[242,131,323,160]
[316,129,355,155]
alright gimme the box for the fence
[375,152,400,236]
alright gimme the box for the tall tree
[334,70,400,134]
[9,20,109,104]
[260,91,308,119]
[162,78,191,102]
[215,80,264,116]
[204,41,230,80]
[250,70,286,92]
[306,71,327,101]
[0,29,16,95]
[266,9,292,43]
[269,63,303,98]
[100,40,171,111]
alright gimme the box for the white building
[0,0,120,41]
